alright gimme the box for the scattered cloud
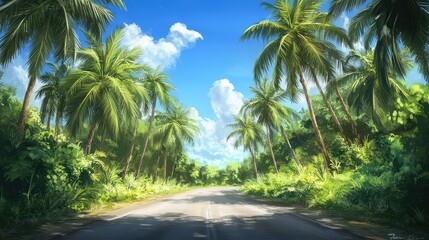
[0,55,42,108]
[186,79,248,167]
[122,22,203,69]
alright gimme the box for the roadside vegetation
[0,0,428,235]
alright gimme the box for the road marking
[206,201,218,240]
[105,210,137,221]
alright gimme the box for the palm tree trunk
[136,100,157,178]
[266,125,279,174]
[54,109,61,139]
[280,126,302,168]
[154,156,160,180]
[163,151,168,180]
[249,146,259,180]
[123,119,139,179]
[298,69,333,172]
[314,77,350,145]
[333,82,362,145]
[170,154,177,178]
[85,120,97,155]
[46,112,51,131]
[17,77,37,139]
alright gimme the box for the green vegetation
[0,0,429,234]
[236,0,429,227]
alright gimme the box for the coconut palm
[135,66,175,178]
[241,0,350,171]
[64,28,145,155]
[36,62,69,136]
[0,0,125,137]
[329,0,429,87]
[227,115,264,179]
[241,79,301,171]
[152,103,200,179]
[337,49,412,127]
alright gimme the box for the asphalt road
[58,187,363,240]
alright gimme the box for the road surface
[58,187,363,240]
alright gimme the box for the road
[58,187,363,240]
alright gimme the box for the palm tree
[241,0,350,171]
[152,103,200,179]
[36,62,69,136]
[329,0,429,87]
[135,66,175,178]
[241,79,301,172]
[337,49,412,127]
[0,0,125,137]
[227,115,264,179]
[64,28,145,155]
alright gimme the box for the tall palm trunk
[85,120,97,155]
[249,146,259,180]
[163,151,168,180]
[123,119,139,179]
[154,155,160,180]
[136,100,156,178]
[46,112,52,131]
[170,153,178,178]
[280,126,302,168]
[54,108,62,139]
[314,77,350,145]
[298,70,333,172]
[17,77,37,138]
[333,82,362,145]
[266,125,279,174]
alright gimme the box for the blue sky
[1,0,426,167]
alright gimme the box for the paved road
[58,187,363,240]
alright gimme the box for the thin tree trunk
[85,120,97,155]
[333,82,362,145]
[249,146,259,180]
[136,100,156,178]
[163,151,168,180]
[154,156,160,180]
[46,112,51,131]
[123,119,139,179]
[54,109,61,139]
[266,125,279,174]
[280,126,302,168]
[17,77,37,138]
[314,77,350,145]
[298,69,333,172]
[170,154,177,178]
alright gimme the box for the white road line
[206,201,218,240]
[105,210,137,221]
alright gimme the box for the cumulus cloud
[122,22,203,69]
[186,79,248,167]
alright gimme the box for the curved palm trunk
[333,82,362,145]
[299,70,333,172]
[163,151,168,180]
[314,77,350,145]
[280,126,302,169]
[136,100,156,178]
[123,119,139,179]
[17,77,37,139]
[266,125,279,174]
[249,146,259,180]
[85,120,97,155]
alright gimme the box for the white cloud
[0,56,42,108]
[208,79,244,122]
[186,79,248,167]
[122,22,203,69]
